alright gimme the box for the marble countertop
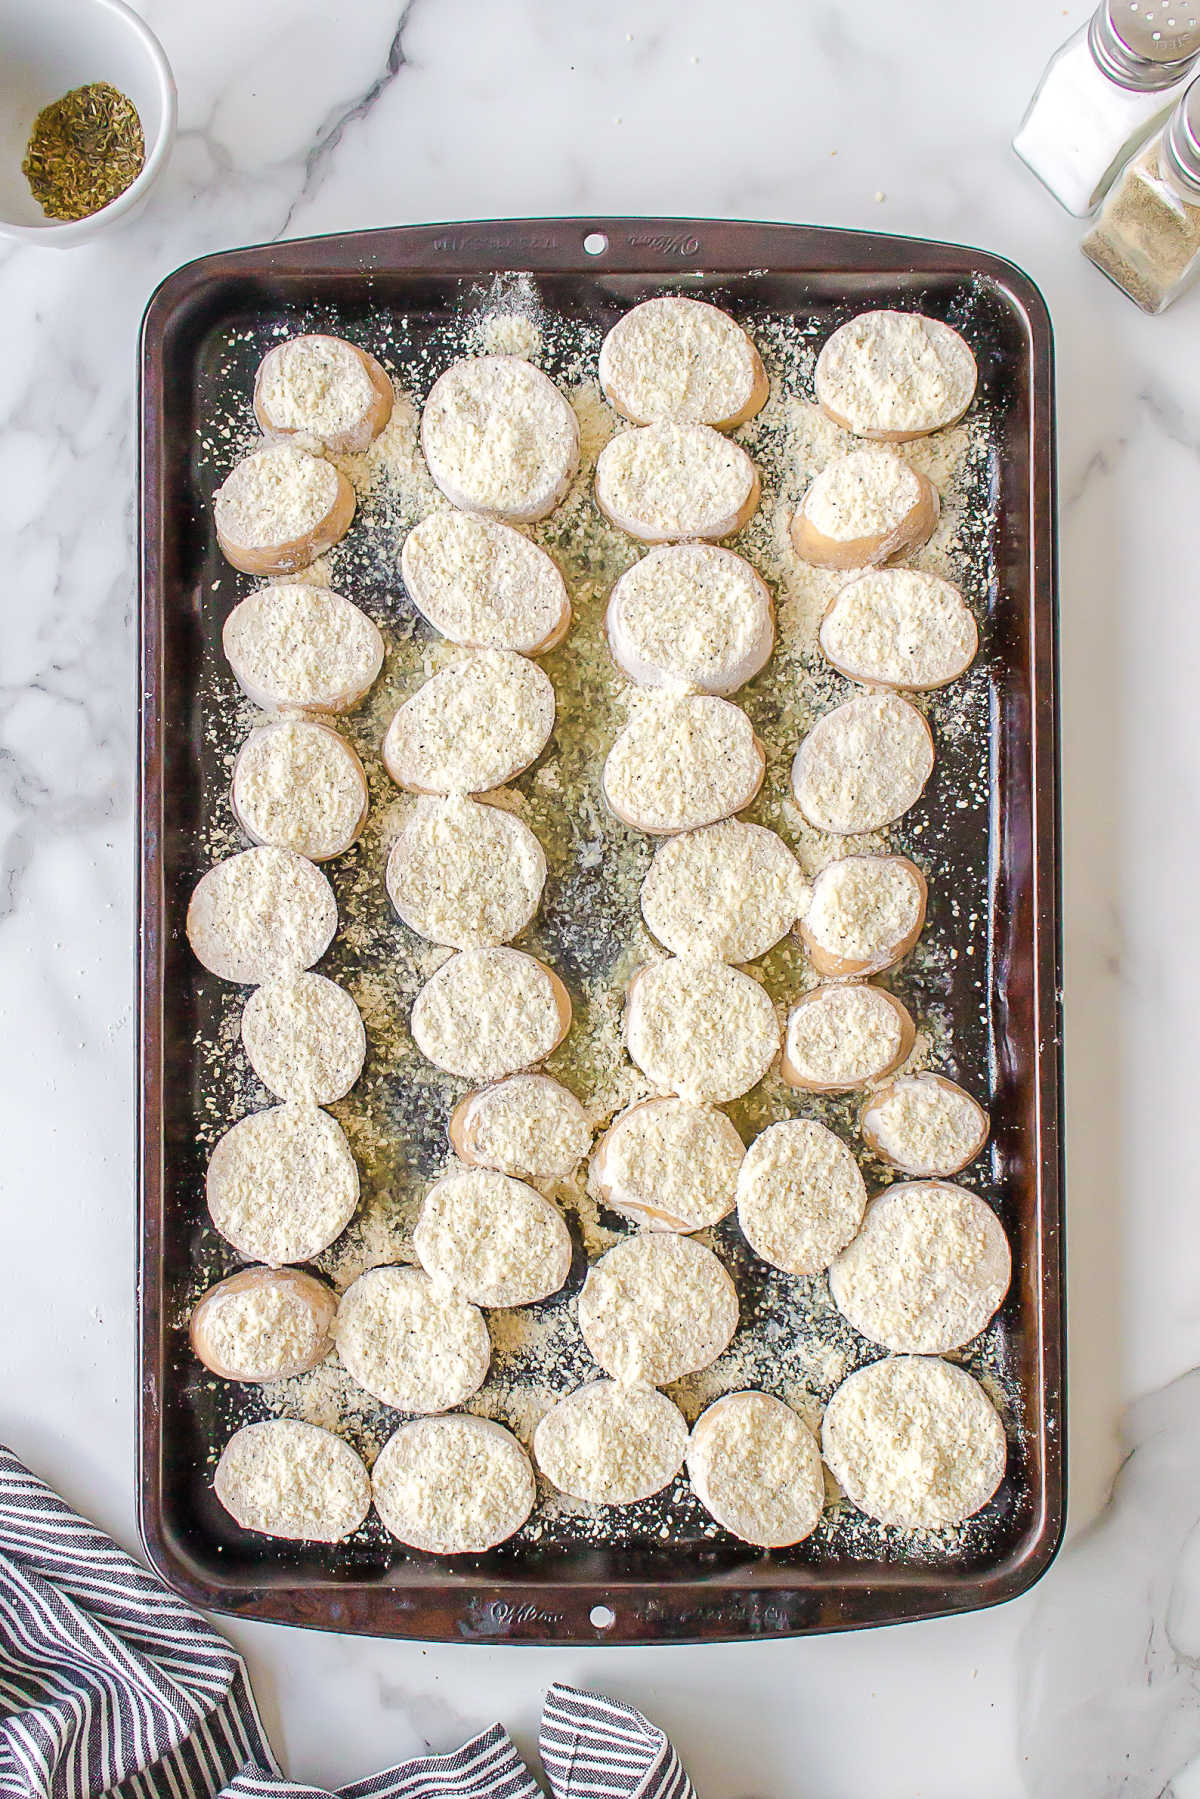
[3,0,1199,1792]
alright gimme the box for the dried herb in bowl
[23,83,145,222]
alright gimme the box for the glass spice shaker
[1013,0,1200,217]
[1083,77,1200,310]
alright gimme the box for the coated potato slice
[222,584,384,713]
[205,1103,359,1267]
[420,355,579,522]
[798,854,928,979]
[828,1182,1010,1354]
[792,691,934,836]
[736,1117,867,1277]
[781,983,915,1092]
[595,423,760,542]
[534,1380,688,1505]
[189,1266,337,1382]
[814,310,977,442]
[860,1072,990,1176]
[578,1233,739,1387]
[413,1167,572,1307]
[240,971,365,1105]
[186,847,337,985]
[410,948,571,1083]
[213,443,355,577]
[599,295,768,430]
[335,1265,490,1412]
[606,544,774,694]
[687,1391,825,1547]
[590,1096,743,1232]
[401,511,571,654]
[625,957,779,1104]
[821,1357,1006,1529]
[603,696,765,835]
[231,719,368,862]
[254,333,394,454]
[790,448,938,571]
[819,568,977,691]
[214,1419,369,1542]
[640,819,806,962]
[372,1416,534,1553]
[449,1075,591,1180]
[382,652,555,795]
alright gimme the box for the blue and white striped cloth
[0,1447,694,1799]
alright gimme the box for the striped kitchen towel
[540,1685,694,1799]
[0,1447,695,1799]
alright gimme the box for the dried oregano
[23,82,144,222]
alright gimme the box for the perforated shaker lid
[1161,75,1200,196]
[1090,0,1200,88]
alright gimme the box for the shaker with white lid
[1082,76,1200,309]
[1013,0,1200,216]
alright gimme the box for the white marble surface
[2,0,1199,1792]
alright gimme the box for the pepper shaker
[1083,77,1200,310]
[1013,0,1200,217]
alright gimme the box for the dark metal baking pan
[138,217,1063,1642]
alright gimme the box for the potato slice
[213,443,355,577]
[790,449,937,571]
[254,334,394,454]
[189,1266,337,1381]
[798,854,927,979]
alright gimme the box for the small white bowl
[0,0,176,246]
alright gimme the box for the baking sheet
[138,218,1063,1641]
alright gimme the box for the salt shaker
[1013,0,1200,217]
[1083,77,1200,310]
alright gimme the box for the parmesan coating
[819,568,977,691]
[686,1391,825,1547]
[801,855,926,976]
[413,1167,572,1306]
[603,695,764,834]
[591,1097,744,1232]
[782,984,912,1091]
[736,1118,866,1276]
[214,1419,370,1542]
[214,444,343,549]
[821,1356,1006,1530]
[240,971,366,1105]
[190,1268,335,1382]
[800,448,925,544]
[607,543,774,692]
[626,957,779,1104]
[205,1103,359,1267]
[640,819,807,962]
[599,295,766,428]
[410,948,570,1083]
[382,651,555,795]
[792,691,934,836]
[386,795,546,948]
[222,584,384,713]
[232,718,367,861]
[420,355,579,521]
[577,1233,738,1387]
[372,1415,534,1553]
[400,511,569,653]
[860,1073,990,1176]
[450,1075,591,1179]
[334,1265,490,1412]
[255,336,377,441]
[186,847,337,985]
[829,1182,1011,1353]
[594,423,760,541]
[815,310,977,440]
[534,1380,688,1504]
